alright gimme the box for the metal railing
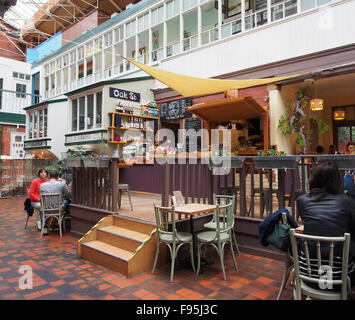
[0,89,41,113]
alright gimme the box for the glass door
[333,122,355,154]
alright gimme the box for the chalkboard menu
[184,118,202,152]
[160,98,192,120]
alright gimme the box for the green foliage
[257,149,286,156]
[278,89,329,152]
[67,146,96,158]
[45,160,70,175]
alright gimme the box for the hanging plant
[278,89,330,154]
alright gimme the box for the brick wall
[62,10,111,46]
[0,124,25,156]
[0,34,26,62]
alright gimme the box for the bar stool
[118,183,133,210]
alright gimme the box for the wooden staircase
[77,215,165,277]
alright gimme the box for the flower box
[315,155,355,170]
[63,158,82,168]
[82,157,111,168]
[252,156,299,169]
[209,156,245,169]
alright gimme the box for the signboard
[24,139,49,149]
[109,87,141,103]
[160,98,192,120]
[65,131,107,145]
[184,117,202,152]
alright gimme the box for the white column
[267,0,271,24]
[197,4,201,46]
[218,0,222,40]
[241,0,245,32]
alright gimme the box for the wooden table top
[295,225,304,234]
[172,203,216,215]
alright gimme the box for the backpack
[344,172,355,191]
[24,198,34,217]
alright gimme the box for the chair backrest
[154,204,178,242]
[214,202,233,241]
[213,194,236,223]
[40,193,63,214]
[290,229,351,298]
[173,190,185,206]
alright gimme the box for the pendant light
[310,80,324,111]
[333,107,346,120]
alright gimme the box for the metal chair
[276,211,294,300]
[118,183,133,210]
[290,229,352,300]
[204,194,240,254]
[152,204,195,282]
[40,193,65,238]
[197,202,238,280]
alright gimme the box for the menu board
[184,118,202,152]
[160,98,192,120]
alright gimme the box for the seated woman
[296,161,355,290]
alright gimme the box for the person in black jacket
[297,161,355,290]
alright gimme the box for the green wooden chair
[152,204,195,282]
[196,202,238,280]
[203,194,240,254]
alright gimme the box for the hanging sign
[109,87,141,102]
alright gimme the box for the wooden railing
[161,155,355,221]
[70,157,118,212]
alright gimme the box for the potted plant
[252,149,299,169]
[278,89,329,154]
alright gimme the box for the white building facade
[24,0,355,158]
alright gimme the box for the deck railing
[161,155,355,221]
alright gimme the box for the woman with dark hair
[28,168,49,234]
[297,161,355,289]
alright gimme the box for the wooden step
[83,240,134,260]
[81,240,131,275]
[97,226,144,252]
[113,215,155,235]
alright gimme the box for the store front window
[71,91,103,132]
[28,107,48,140]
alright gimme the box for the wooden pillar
[111,157,118,212]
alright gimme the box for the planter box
[63,158,82,168]
[209,156,245,169]
[315,155,355,170]
[82,157,111,168]
[252,156,299,169]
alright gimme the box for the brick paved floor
[0,197,295,301]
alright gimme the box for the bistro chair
[290,229,352,300]
[196,202,238,280]
[204,194,240,254]
[39,193,65,238]
[276,211,294,300]
[117,183,133,211]
[152,204,196,282]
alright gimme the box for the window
[72,99,78,131]
[13,72,18,78]
[70,50,76,64]
[96,92,102,128]
[104,32,113,47]
[11,133,25,159]
[28,107,47,139]
[87,94,94,129]
[16,83,26,98]
[138,13,149,31]
[78,46,84,60]
[79,96,85,130]
[152,6,164,26]
[126,20,136,38]
[114,26,124,42]
[71,91,102,132]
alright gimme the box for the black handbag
[266,222,291,252]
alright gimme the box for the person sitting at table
[296,161,355,290]
[328,144,339,154]
[345,141,355,154]
[316,145,324,154]
[28,168,49,234]
[235,136,248,151]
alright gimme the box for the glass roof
[2,0,40,30]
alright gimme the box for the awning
[123,57,301,97]
[187,96,267,121]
